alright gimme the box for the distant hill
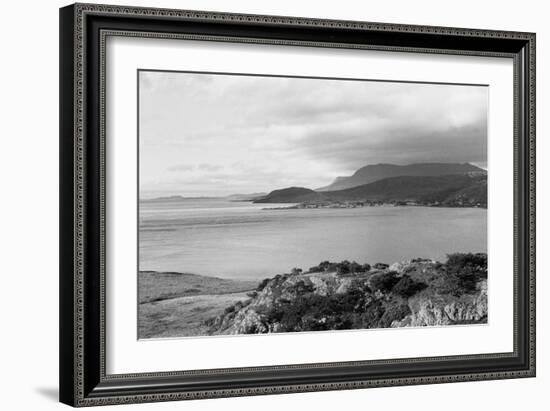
[225,192,267,201]
[325,174,486,205]
[439,177,487,206]
[253,187,327,203]
[142,193,267,202]
[255,174,487,207]
[141,195,218,202]
[317,162,486,191]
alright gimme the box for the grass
[139,292,251,338]
[138,271,256,304]
[138,271,256,339]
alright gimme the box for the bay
[139,198,487,280]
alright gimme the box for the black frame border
[60,3,535,407]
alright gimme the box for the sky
[139,70,488,198]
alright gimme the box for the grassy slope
[138,271,256,339]
[253,187,325,203]
[324,174,479,201]
[318,162,484,191]
[139,292,252,338]
[139,271,256,303]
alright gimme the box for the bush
[373,262,389,270]
[336,260,351,275]
[335,260,368,275]
[444,252,488,295]
[317,261,332,272]
[378,303,411,328]
[447,253,487,276]
[391,275,427,297]
[369,271,400,293]
[256,278,271,291]
[349,261,363,273]
[286,280,315,295]
[309,260,371,274]
[354,300,385,328]
[262,285,372,332]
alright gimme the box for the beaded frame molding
[59,3,536,407]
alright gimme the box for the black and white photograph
[138,71,489,339]
[52,1,537,408]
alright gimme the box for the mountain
[142,193,267,202]
[440,177,487,206]
[141,195,218,202]
[255,174,487,207]
[325,174,485,203]
[317,162,486,192]
[253,187,327,203]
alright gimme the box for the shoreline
[262,202,487,211]
[139,253,488,339]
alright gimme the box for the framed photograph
[59,3,536,407]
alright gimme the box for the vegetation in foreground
[206,253,488,335]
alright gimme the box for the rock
[206,254,488,335]
[389,261,408,274]
[221,307,269,334]
[389,259,436,275]
[308,275,333,296]
[335,278,355,294]
[406,280,487,327]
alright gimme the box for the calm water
[139,198,487,280]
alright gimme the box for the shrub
[391,275,427,297]
[309,260,371,274]
[349,261,363,273]
[373,262,389,270]
[317,261,332,271]
[369,271,400,293]
[335,260,367,275]
[444,252,488,295]
[261,285,373,332]
[378,303,411,328]
[354,300,385,328]
[446,253,487,276]
[256,278,271,291]
[290,267,303,275]
[336,260,351,275]
[286,280,315,295]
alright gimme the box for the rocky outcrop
[206,253,488,335]
[392,280,487,327]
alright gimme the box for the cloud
[168,163,223,172]
[139,71,487,197]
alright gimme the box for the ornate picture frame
[59,3,535,407]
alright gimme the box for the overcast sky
[139,71,487,198]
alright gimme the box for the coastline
[262,201,487,210]
[138,253,488,339]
